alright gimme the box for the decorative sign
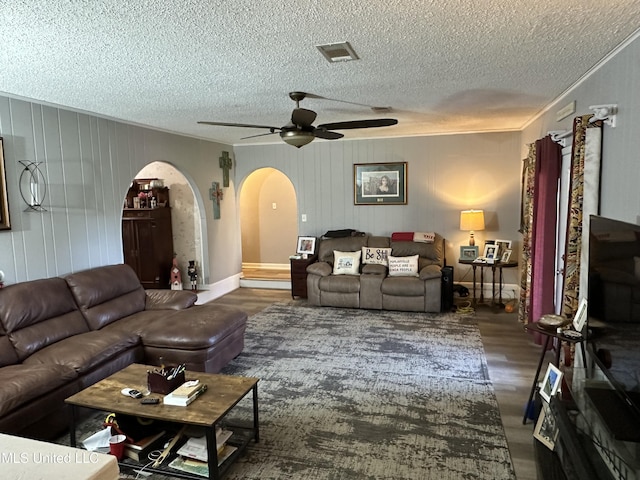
[209,181,223,219]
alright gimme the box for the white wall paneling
[0,96,232,286]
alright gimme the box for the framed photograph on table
[572,298,588,331]
[483,244,498,263]
[460,246,479,261]
[0,137,10,230]
[495,239,512,257]
[539,363,563,403]
[296,236,316,256]
[500,249,512,263]
[533,404,559,451]
[354,162,407,205]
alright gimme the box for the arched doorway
[239,168,297,285]
[124,161,206,288]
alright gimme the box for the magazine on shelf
[169,445,237,477]
[176,430,233,462]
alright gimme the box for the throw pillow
[413,232,435,243]
[388,255,419,277]
[362,247,392,266]
[333,250,361,275]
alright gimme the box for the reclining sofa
[306,233,446,312]
[0,264,247,440]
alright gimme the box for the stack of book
[122,430,166,462]
[163,380,208,406]
[169,427,236,476]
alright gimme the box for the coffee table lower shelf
[117,427,255,479]
[65,364,260,480]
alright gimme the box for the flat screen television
[587,214,640,440]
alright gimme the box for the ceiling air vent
[316,42,359,63]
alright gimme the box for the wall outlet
[301,214,307,222]
[272,202,277,210]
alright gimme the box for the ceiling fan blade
[295,92,393,113]
[313,129,344,140]
[241,131,280,140]
[291,108,316,127]
[317,118,398,130]
[198,121,280,130]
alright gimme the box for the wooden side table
[458,259,518,306]
[290,255,317,299]
[522,322,586,424]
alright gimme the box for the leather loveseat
[306,233,446,312]
[0,264,247,440]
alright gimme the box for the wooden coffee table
[65,364,259,480]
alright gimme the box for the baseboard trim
[239,279,291,290]
[195,274,241,304]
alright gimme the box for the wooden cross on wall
[209,181,223,219]
[219,151,232,187]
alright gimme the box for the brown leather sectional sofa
[0,264,247,440]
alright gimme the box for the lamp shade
[460,210,485,231]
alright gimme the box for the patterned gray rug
[64,303,516,479]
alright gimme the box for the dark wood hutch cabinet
[122,179,173,289]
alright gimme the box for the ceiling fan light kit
[198,91,398,148]
[280,130,315,148]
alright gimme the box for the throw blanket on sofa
[391,232,436,243]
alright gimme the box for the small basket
[147,370,185,395]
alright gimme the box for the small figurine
[187,260,198,292]
[170,255,182,290]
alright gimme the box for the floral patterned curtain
[561,115,603,318]
[518,144,536,324]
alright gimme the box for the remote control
[141,397,160,404]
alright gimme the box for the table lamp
[460,210,485,246]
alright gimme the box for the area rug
[65,303,516,480]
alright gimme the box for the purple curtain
[529,136,562,327]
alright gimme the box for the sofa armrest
[307,262,332,277]
[145,289,198,310]
[419,264,442,281]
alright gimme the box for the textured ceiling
[1,1,640,146]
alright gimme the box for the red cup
[108,434,126,460]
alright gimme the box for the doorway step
[240,265,291,290]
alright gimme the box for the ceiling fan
[198,92,398,148]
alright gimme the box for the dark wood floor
[208,287,549,480]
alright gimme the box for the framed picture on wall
[354,162,407,205]
[0,137,11,230]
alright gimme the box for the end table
[290,255,317,299]
[458,259,518,306]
